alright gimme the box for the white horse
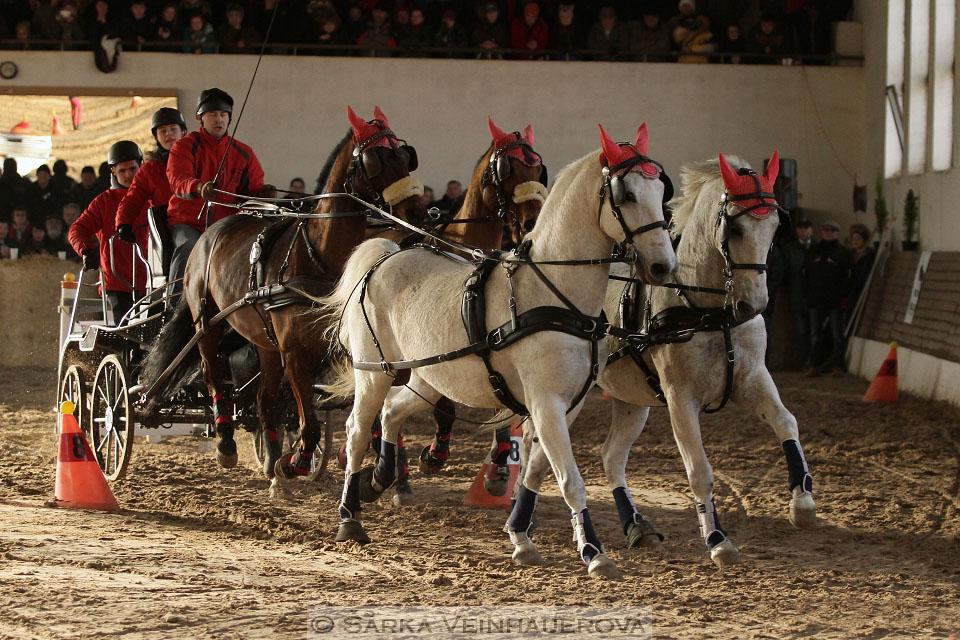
[320,124,678,579]
[518,152,817,568]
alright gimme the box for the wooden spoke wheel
[58,365,86,435]
[89,355,135,481]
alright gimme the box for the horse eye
[730,224,744,237]
[624,191,636,203]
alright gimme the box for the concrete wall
[858,1,960,251]
[2,51,864,221]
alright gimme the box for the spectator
[675,13,716,63]
[629,9,670,62]
[357,6,396,57]
[549,3,583,60]
[7,205,33,246]
[70,167,103,212]
[97,162,112,191]
[511,1,548,60]
[183,12,216,54]
[51,159,75,196]
[432,180,464,215]
[69,141,148,324]
[44,213,74,258]
[748,12,787,63]
[804,220,852,377]
[121,0,154,47]
[397,7,431,56]
[155,3,181,48]
[315,16,347,53]
[25,164,61,226]
[1,158,28,217]
[718,21,749,63]
[0,218,14,259]
[62,202,82,229]
[434,9,468,57]
[667,0,697,40]
[472,2,507,59]
[88,0,120,45]
[342,6,367,46]
[847,223,875,313]
[307,0,340,42]
[419,185,434,210]
[30,0,61,42]
[219,3,261,54]
[783,218,812,369]
[251,0,306,50]
[762,238,785,362]
[288,177,306,194]
[12,20,31,49]
[179,0,212,22]
[21,224,47,256]
[587,5,628,61]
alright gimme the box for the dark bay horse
[142,106,422,483]
[347,117,548,503]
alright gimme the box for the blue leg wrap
[571,508,603,564]
[612,486,643,535]
[339,471,362,521]
[374,440,397,491]
[507,486,538,540]
[782,439,813,494]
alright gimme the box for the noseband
[599,154,669,250]
[482,136,545,238]
[347,126,413,206]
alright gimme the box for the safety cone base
[862,342,899,404]
[54,403,119,511]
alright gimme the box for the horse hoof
[587,554,622,581]
[710,539,742,567]
[626,520,664,549]
[789,494,817,529]
[274,452,296,479]
[216,439,238,468]
[268,476,294,501]
[418,445,446,475]
[337,442,347,470]
[483,464,509,497]
[357,466,388,503]
[511,540,543,566]
[335,520,370,544]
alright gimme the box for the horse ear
[598,123,622,167]
[718,153,740,190]
[634,123,649,156]
[488,116,507,144]
[764,150,780,184]
[522,124,534,146]
[373,105,390,129]
[347,106,366,134]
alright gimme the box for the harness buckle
[379,360,391,373]
[490,326,504,346]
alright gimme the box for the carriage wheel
[58,365,86,435]
[89,354,135,482]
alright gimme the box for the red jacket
[166,128,265,232]
[69,188,148,293]
[116,155,172,227]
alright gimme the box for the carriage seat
[147,205,173,278]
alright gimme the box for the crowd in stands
[0,0,856,63]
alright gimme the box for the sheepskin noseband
[382,175,424,206]
[513,181,547,204]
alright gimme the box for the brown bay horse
[141,107,422,483]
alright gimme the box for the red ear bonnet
[598,123,659,179]
[348,105,392,149]
[719,151,780,218]
[488,116,540,166]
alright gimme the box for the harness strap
[702,323,735,414]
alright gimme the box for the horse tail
[141,299,200,414]
[313,237,400,399]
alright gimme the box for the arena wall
[2,51,864,226]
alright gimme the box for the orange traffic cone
[55,401,119,511]
[52,110,66,135]
[862,342,899,404]
[463,420,523,510]
[10,116,30,134]
[130,96,145,107]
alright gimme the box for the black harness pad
[460,259,498,346]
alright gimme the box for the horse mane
[457,141,495,218]
[668,155,752,238]
[313,129,353,195]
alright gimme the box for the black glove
[81,248,99,270]
[117,224,136,244]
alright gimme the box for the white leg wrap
[696,498,722,541]
[571,511,603,560]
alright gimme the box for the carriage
[56,205,334,482]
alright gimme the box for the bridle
[481,134,548,238]
[346,124,418,206]
[598,153,671,251]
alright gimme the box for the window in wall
[885,0,905,178]
[931,0,954,171]
[907,0,930,175]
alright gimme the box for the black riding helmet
[196,88,234,116]
[107,140,143,165]
[151,107,187,136]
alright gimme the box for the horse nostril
[649,262,668,278]
[736,301,754,317]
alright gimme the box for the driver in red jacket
[165,87,270,299]
[68,141,148,324]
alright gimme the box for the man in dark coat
[803,220,852,376]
